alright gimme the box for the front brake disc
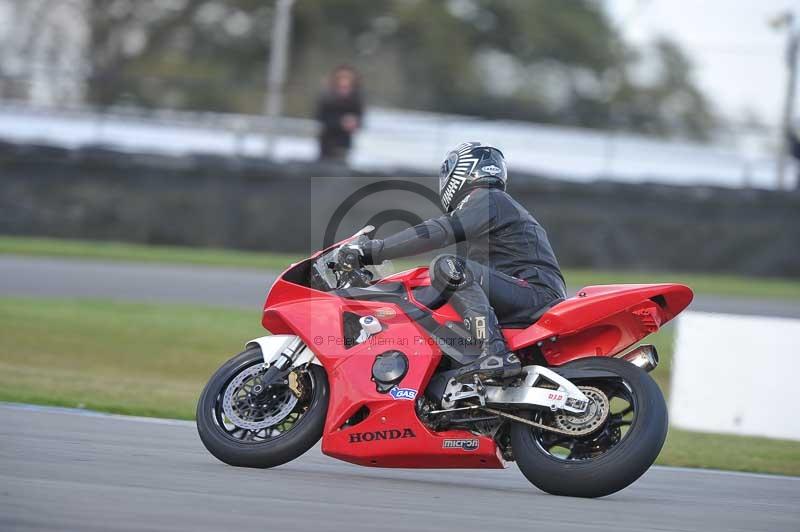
[222,365,298,431]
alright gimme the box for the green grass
[1,297,798,476]
[0,298,264,419]
[658,429,800,475]
[2,235,799,300]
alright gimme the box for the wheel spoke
[565,446,582,460]
[616,404,634,417]
[540,433,571,450]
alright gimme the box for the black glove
[337,243,365,272]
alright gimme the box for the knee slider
[430,254,472,292]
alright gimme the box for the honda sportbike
[197,226,692,497]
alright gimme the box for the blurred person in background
[789,126,800,189]
[316,65,363,161]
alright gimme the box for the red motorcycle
[197,227,692,498]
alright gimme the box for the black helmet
[438,142,507,211]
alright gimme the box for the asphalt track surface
[2,255,800,318]
[1,404,798,532]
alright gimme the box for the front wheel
[196,347,329,468]
[511,356,667,498]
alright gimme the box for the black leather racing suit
[364,186,566,358]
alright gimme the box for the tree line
[87,0,717,140]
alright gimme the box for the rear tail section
[506,284,693,365]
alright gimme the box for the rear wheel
[196,348,328,468]
[511,357,667,498]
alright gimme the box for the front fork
[248,336,307,398]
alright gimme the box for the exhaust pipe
[619,344,659,372]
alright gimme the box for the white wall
[671,311,800,441]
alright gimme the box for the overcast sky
[607,0,798,129]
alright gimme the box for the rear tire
[196,348,329,468]
[511,357,667,498]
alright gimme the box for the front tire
[197,348,329,468]
[511,356,667,498]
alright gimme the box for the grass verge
[1,297,798,475]
[2,235,800,300]
[0,298,263,420]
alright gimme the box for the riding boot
[448,283,521,382]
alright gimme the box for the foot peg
[441,378,486,409]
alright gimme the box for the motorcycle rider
[342,142,566,381]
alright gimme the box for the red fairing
[262,268,503,468]
[260,260,691,469]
